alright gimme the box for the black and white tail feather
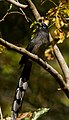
[11,60,32,120]
[11,21,50,120]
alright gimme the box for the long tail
[11,60,32,120]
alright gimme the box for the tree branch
[25,0,41,21]
[53,44,69,88]
[6,0,28,8]
[0,38,69,98]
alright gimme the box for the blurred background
[0,0,69,119]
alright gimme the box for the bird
[11,20,50,120]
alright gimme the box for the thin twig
[49,0,57,7]
[0,11,29,23]
[16,0,29,22]
[41,0,47,5]
[41,0,57,6]
[6,0,28,8]
[19,8,29,22]
[0,12,8,22]
[0,38,69,98]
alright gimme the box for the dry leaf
[55,16,61,29]
[67,32,69,38]
[58,31,65,43]
[17,112,32,120]
[44,47,54,60]
[54,29,65,43]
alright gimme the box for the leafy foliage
[47,0,69,43]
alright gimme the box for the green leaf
[30,21,37,28]
[7,4,13,11]
[30,21,42,28]
[32,108,50,120]
[24,117,30,120]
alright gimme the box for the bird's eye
[43,25,46,29]
[42,23,48,29]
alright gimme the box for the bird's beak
[44,19,49,26]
